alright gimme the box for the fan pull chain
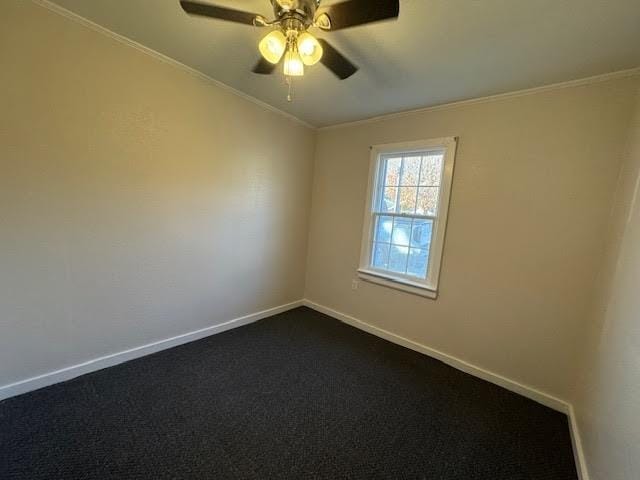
[286,76,294,102]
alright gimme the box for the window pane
[411,219,433,248]
[400,156,421,186]
[384,157,401,186]
[374,216,393,243]
[372,242,390,269]
[416,187,439,216]
[398,187,418,214]
[419,154,443,186]
[388,245,409,273]
[407,248,430,278]
[391,217,412,246]
[380,187,398,213]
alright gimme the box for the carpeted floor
[0,307,578,479]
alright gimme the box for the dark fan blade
[316,0,399,30]
[318,39,358,80]
[180,1,259,25]
[252,58,278,75]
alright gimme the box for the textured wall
[574,84,640,480]
[0,0,315,387]
[305,76,640,401]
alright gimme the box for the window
[358,137,457,298]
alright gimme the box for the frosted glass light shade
[297,32,323,66]
[259,30,286,64]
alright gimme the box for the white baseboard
[302,299,590,479]
[0,298,589,479]
[0,300,303,401]
[303,299,568,411]
[567,404,591,480]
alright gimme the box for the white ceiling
[48,0,640,127]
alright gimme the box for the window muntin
[358,138,456,298]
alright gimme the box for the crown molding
[320,67,640,131]
[31,0,316,130]
[29,0,640,133]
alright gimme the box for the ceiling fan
[180,0,400,98]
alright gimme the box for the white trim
[303,299,568,411]
[567,404,591,480]
[357,269,437,298]
[29,2,640,132]
[30,0,314,130]
[302,299,590,479]
[358,137,457,296]
[320,67,640,131]
[0,300,303,401]
[0,297,590,479]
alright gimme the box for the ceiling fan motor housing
[271,0,320,27]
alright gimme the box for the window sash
[369,151,443,280]
[371,211,437,221]
[374,151,444,217]
[369,212,435,280]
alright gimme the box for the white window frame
[357,137,457,299]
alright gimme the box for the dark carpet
[0,307,578,479]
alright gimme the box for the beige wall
[0,1,315,387]
[305,76,640,401]
[2,3,640,476]
[574,85,640,480]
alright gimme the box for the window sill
[357,269,438,299]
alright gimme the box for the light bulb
[259,30,286,64]
[283,49,304,76]
[297,32,323,66]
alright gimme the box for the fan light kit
[180,0,400,101]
